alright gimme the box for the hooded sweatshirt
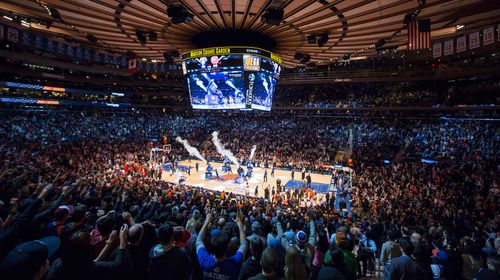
[149,244,192,280]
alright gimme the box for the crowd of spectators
[274,79,499,108]
[0,110,498,280]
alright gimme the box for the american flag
[408,19,431,50]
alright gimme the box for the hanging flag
[408,18,431,50]
[7,28,19,43]
[456,36,467,53]
[483,26,494,45]
[128,58,137,73]
[444,40,454,56]
[469,32,480,49]
[432,43,442,58]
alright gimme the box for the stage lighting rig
[261,8,284,26]
[167,5,194,24]
[318,33,329,47]
[136,30,147,45]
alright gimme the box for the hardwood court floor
[162,159,331,201]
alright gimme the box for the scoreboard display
[180,46,281,111]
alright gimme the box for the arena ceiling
[1,0,499,67]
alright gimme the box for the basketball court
[161,159,332,201]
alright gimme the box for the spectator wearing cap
[249,247,279,280]
[149,223,191,280]
[238,236,264,280]
[277,218,316,272]
[388,237,433,280]
[0,236,60,280]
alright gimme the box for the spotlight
[148,32,157,41]
[307,34,316,44]
[167,5,194,24]
[261,8,284,26]
[317,33,329,47]
[136,30,147,45]
[375,39,386,49]
[163,50,180,64]
[403,13,413,25]
[294,53,305,60]
[48,7,61,20]
[300,54,311,64]
[85,34,98,43]
[42,4,61,20]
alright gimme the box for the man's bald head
[128,224,144,245]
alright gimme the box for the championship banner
[444,40,454,56]
[128,58,137,73]
[0,24,4,40]
[432,43,442,58]
[456,36,467,53]
[483,26,494,45]
[469,32,480,49]
[7,27,19,43]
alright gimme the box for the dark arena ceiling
[1,0,499,67]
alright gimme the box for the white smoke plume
[248,145,257,162]
[175,137,206,162]
[211,131,239,166]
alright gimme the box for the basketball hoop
[163,144,171,153]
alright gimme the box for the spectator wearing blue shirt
[196,208,247,280]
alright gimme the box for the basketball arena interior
[0,1,499,280]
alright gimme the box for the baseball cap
[0,236,60,279]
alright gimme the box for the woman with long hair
[285,246,308,280]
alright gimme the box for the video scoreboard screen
[181,47,281,111]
